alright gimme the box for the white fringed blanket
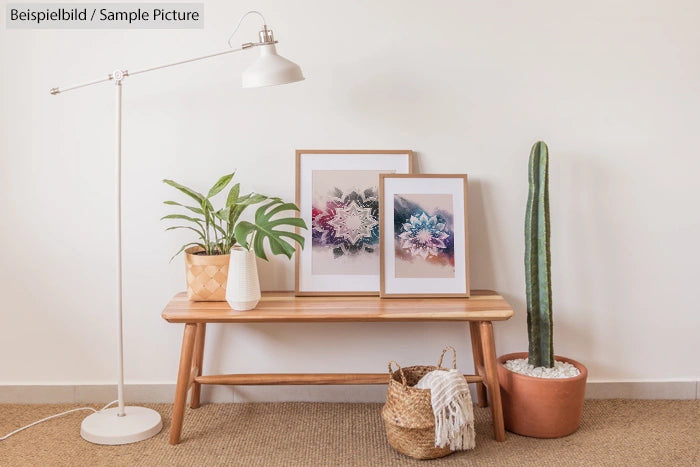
[415,369,476,450]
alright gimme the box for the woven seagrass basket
[184,246,229,301]
[381,347,457,460]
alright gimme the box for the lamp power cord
[0,400,119,441]
[227,10,266,48]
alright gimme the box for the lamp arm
[50,46,246,94]
[128,46,246,77]
[50,10,274,95]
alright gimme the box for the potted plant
[162,172,306,308]
[496,141,588,438]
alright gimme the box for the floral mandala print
[312,188,380,258]
[393,194,455,278]
[398,212,449,259]
[328,201,378,245]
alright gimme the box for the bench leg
[479,321,506,442]
[190,323,206,409]
[469,322,488,407]
[170,323,196,445]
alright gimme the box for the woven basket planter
[381,347,457,460]
[184,246,229,301]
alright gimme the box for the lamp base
[81,406,162,445]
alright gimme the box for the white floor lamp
[50,10,304,445]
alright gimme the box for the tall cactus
[525,141,554,368]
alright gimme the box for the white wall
[1,0,698,398]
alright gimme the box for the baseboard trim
[583,381,698,400]
[0,380,698,404]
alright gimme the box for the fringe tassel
[434,390,476,450]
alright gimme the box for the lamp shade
[242,44,304,88]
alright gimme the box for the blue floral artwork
[393,194,456,278]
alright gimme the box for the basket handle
[437,346,457,370]
[388,361,408,388]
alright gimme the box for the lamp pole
[50,11,303,445]
[114,74,125,418]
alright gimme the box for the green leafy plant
[525,141,554,368]
[162,172,307,260]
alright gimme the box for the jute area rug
[1,400,698,466]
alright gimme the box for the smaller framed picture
[379,174,470,298]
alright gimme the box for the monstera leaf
[234,198,307,260]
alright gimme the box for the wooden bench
[161,290,514,445]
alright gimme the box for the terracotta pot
[184,246,229,301]
[497,352,588,438]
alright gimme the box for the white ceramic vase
[225,246,261,311]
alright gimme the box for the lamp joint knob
[111,69,127,82]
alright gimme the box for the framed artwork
[379,174,470,298]
[295,150,414,295]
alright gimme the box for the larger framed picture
[379,174,470,298]
[295,150,413,295]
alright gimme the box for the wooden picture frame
[379,174,470,298]
[295,150,414,296]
